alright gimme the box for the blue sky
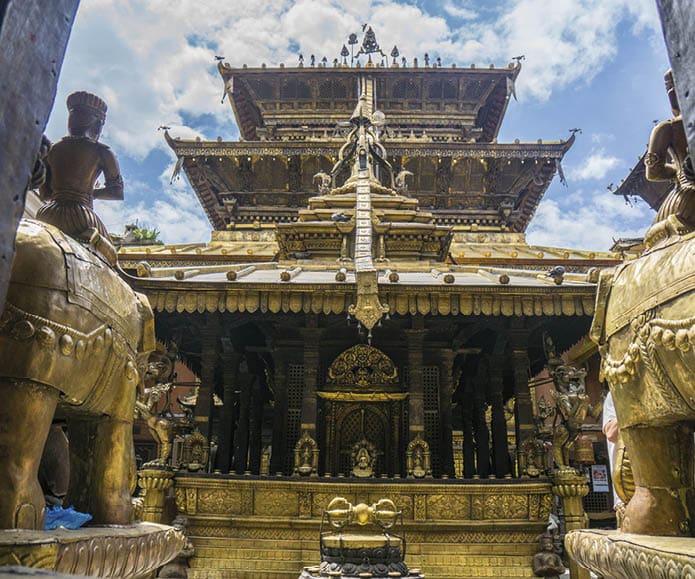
[45,0,671,251]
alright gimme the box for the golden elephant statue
[0,219,155,530]
[590,231,695,536]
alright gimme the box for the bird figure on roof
[607,183,615,191]
[395,170,414,194]
[331,212,351,222]
[546,266,565,285]
[512,55,526,63]
[158,125,171,131]
[568,128,582,135]
[214,55,225,61]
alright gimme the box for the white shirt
[602,392,623,506]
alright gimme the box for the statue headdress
[67,91,107,121]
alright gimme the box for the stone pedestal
[565,529,695,578]
[138,466,175,524]
[0,523,184,578]
[552,468,589,579]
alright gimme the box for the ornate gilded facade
[121,29,620,578]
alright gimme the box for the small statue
[532,531,566,578]
[293,430,319,476]
[644,69,695,247]
[157,515,195,578]
[135,348,177,467]
[37,91,123,264]
[406,433,431,478]
[519,436,546,478]
[550,365,602,469]
[312,171,332,195]
[351,438,376,478]
[182,429,209,472]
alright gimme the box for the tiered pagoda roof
[165,30,574,235]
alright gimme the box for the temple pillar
[248,375,264,474]
[270,353,289,475]
[461,384,476,478]
[194,313,220,441]
[217,341,241,473]
[405,325,426,474]
[232,360,251,474]
[300,316,320,440]
[510,325,534,468]
[438,349,456,477]
[489,355,511,477]
[473,359,490,478]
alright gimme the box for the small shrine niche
[294,430,319,476]
[406,433,431,478]
[351,438,377,478]
[181,429,209,472]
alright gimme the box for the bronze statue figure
[643,70,695,247]
[591,70,695,536]
[0,92,155,530]
[37,91,123,264]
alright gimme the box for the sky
[45,0,672,251]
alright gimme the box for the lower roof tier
[167,135,573,233]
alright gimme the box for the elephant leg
[0,380,58,529]
[621,423,694,535]
[67,416,134,525]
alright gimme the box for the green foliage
[133,226,163,244]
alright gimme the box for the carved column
[195,314,220,441]
[138,467,175,524]
[405,326,426,435]
[217,342,241,473]
[233,362,251,474]
[510,325,534,467]
[461,384,476,478]
[300,316,320,439]
[438,348,456,477]
[270,353,289,475]
[248,376,264,474]
[473,359,490,478]
[489,355,511,477]
[553,468,590,579]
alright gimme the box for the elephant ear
[589,267,615,345]
[135,291,156,354]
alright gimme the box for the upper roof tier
[218,62,520,143]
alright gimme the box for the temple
[117,30,620,579]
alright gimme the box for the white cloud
[443,2,478,20]
[569,149,622,181]
[527,189,652,251]
[45,0,664,245]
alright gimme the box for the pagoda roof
[613,152,669,211]
[165,133,574,233]
[118,231,619,270]
[217,62,520,143]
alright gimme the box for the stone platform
[0,523,184,578]
[565,529,695,578]
[175,474,553,579]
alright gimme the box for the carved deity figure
[293,430,319,476]
[37,91,123,264]
[550,366,602,469]
[644,70,695,247]
[532,531,565,578]
[351,439,376,478]
[406,433,431,478]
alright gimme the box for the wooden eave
[613,152,669,211]
[125,265,599,319]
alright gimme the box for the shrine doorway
[318,344,408,476]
